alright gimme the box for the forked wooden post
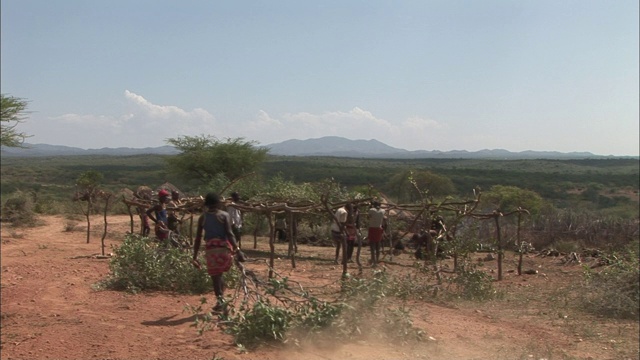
[267,212,275,279]
[494,211,503,281]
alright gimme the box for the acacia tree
[385,170,456,203]
[165,135,269,185]
[75,170,104,243]
[1,94,31,147]
[483,185,544,215]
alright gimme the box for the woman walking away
[192,192,242,312]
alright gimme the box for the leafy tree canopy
[76,170,104,192]
[1,94,30,147]
[483,185,544,215]
[385,169,456,203]
[165,135,269,185]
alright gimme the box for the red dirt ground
[1,215,638,360]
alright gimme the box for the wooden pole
[268,212,275,279]
[494,211,503,281]
[288,210,296,269]
[100,195,111,256]
[126,204,134,234]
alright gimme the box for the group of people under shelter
[136,188,447,312]
[330,200,388,267]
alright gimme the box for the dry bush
[580,250,639,319]
[64,221,79,232]
[2,190,38,227]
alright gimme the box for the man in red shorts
[367,200,386,267]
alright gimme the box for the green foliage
[229,299,294,345]
[2,154,637,219]
[580,253,639,319]
[386,266,439,301]
[186,270,423,349]
[0,94,30,147]
[165,135,268,184]
[385,169,455,203]
[1,190,38,226]
[0,155,175,206]
[483,185,544,215]
[76,170,103,190]
[100,234,211,293]
[260,175,321,203]
[262,156,638,217]
[446,264,497,301]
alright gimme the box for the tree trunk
[267,212,275,279]
[355,228,362,273]
[253,216,262,249]
[494,214,503,281]
[126,205,134,234]
[287,211,296,269]
[100,195,111,256]
[517,213,523,275]
[85,200,92,244]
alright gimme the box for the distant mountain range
[1,137,631,159]
[0,144,180,157]
[262,137,609,159]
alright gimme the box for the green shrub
[229,299,293,346]
[387,264,439,301]
[580,253,639,319]
[100,234,211,294]
[187,270,423,350]
[446,265,497,301]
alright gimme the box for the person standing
[227,192,244,248]
[367,200,386,267]
[146,189,170,244]
[192,192,242,312]
[167,190,183,235]
[330,203,349,264]
[345,203,360,262]
[274,214,287,243]
[137,206,150,237]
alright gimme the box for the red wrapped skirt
[205,238,233,276]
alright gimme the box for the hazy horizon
[11,137,634,158]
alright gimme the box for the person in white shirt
[367,200,386,267]
[330,204,349,264]
[226,192,244,248]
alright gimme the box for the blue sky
[1,1,638,156]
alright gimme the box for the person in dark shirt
[192,192,243,312]
[146,189,170,244]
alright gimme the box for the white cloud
[239,107,450,151]
[124,90,213,121]
[26,94,455,152]
[27,91,219,149]
[240,107,395,145]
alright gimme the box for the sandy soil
[1,215,638,360]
